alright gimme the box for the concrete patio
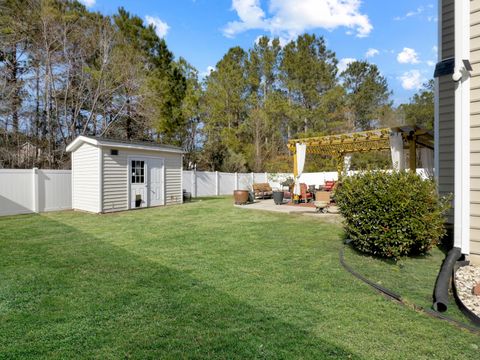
[234,199,341,221]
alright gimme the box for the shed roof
[66,136,184,154]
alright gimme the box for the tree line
[0,0,433,171]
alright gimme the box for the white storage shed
[66,136,184,213]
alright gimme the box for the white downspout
[434,0,442,185]
[453,0,471,255]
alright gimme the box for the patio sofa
[253,183,273,199]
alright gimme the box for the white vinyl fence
[183,171,267,197]
[0,168,71,216]
[0,168,431,217]
[267,172,339,189]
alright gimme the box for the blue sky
[81,0,438,105]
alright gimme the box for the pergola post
[336,153,345,178]
[293,148,299,202]
[409,136,417,172]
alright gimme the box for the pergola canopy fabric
[293,143,306,195]
[389,132,405,171]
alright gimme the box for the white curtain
[344,154,352,173]
[293,143,306,195]
[420,147,434,177]
[389,133,405,171]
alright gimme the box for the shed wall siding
[471,0,480,264]
[72,142,100,212]
[165,155,183,206]
[438,0,456,224]
[102,147,182,213]
[102,150,128,212]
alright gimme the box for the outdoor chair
[314,191,331,213]
[300,183,313,203]
[324,180,336,191]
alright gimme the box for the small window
[131,160,145,184]
[110,149,118,156]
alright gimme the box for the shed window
[131,160,145,184]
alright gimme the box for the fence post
[265,172,268,184]
[32,167,39,213]
[215,171,219,196]
[251,172,254,187]
[192,170,197,198]
[235,172,238,190]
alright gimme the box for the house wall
[438,0,455,224]
[470,0,480,263]
[72,142,100,213]
[102,147,182,213]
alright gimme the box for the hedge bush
[334,171,450,259]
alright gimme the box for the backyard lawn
[0,197,478,359]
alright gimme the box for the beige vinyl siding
[442,0,455,59]
[438,0,455,224]
[438,75,455,224]
[102,147,182,213]
[471,0,480,263]
[72,142,100,212]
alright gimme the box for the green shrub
[334,171,450,259]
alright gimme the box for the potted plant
[273,190,284,205]
[281,177,295,192]
[233,190,249,205]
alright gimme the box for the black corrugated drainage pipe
[433,247,462,312]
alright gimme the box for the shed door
[130,160,147,208]
[148,158,164,207]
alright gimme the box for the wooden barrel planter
[233,190,249,205]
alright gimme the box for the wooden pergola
[287,126,434,177]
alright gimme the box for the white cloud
[395,5,437,22]
[145,15,170,38]
[200,66,215,78]
[397,47,420,64]
[426,60,435,67]
[365,48,379,58]
[432,45,438,53]
[338,57,356,73]
[398,70,424,90]
[79,0,95,7]
[223,0,372,41]
[394,6,424,21]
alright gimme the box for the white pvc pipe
[453,0,471,255]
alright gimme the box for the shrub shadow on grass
[343,238,436,265]
[0,215,359,359]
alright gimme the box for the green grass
[0,197,478,359]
